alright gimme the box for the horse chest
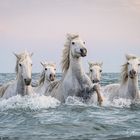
[3,82,17,98]
[63,75,82,96]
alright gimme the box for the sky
[0,0,140,73]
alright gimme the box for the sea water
[0,73,140,140]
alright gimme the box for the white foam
[65,96,133,108]
[102,97,132,108]
[65,96,99,107]
[65,96,86,106]
[0,95,60,111]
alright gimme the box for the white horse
[88,61,103,83]
[0,51,34,99]
[34,61,56,95]
[46,33,103,104]
[102,54,140,101]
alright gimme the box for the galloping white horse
[34,61,56,95]
[0,51,34,99]
[88,62,103,83]
[102,54,140,101]
[46,33,103,104]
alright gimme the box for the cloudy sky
[0,0,140,73]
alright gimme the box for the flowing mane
[121,63,128,83]
[39,71,45,85]
[61,34,79,73]
[89,62,102,68]
[15,52,30,75]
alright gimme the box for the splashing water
[102,97,132,108]
[0,95,60,111]
[0,73,140,140]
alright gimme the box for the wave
[65,96,135,108]
[0,94,139,111]
[102,98,132,108]
[0,95,60,111]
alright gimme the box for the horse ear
[53,63,56,68]
[126,54,137,60]
[40,62,45,67]
[13,52,20,59]
[100,62,103,67]
[88,62,93,67]
[66,33,72,40]
[30,52,34,57]
[66,33,79,40]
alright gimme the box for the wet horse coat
[46,34,103,104]
[0,51,34,99]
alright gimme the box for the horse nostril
[49,74,55,81]
[132,70,136,75]
[24,79,31,85]
[133,71,136,75]
[80,48,87,56]
[96,80,100,83]
[92,79,100,83]
[80,48,84,53]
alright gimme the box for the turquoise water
[0,73,140,140]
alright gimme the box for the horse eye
[83,42,85,44]
[19,64,22,67]
[138,63,140,66]
[127,62,130,65]
[45,68,47,71]
[90,69,93,72]
[100,70,102,73]
[54,69,56,71]
[72,42,75,45]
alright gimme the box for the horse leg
[93,84,103,106]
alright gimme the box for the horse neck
[69,56,84,77]
[44,78,50,87]
[123,76,139,99]
[16,73,31,95]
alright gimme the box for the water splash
[0,95,60,111]
[101,97,132,108]
[65,96,101,108]
[65,96,86,106]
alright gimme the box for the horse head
[125,54,140,79]
[41,61,56,82]
[14,51,33,86]
[67,33,87,58]
[88,61,103,83]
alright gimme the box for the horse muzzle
[24,78,31,86]
[80,48,87,57]
[49,74,55,81]
[92,79,100,84]
[129,70,137,79]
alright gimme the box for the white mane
[39,71,45,85]
[121,63,128,83]
[89,62,102,68]
[61,33,79,73]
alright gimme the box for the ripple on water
[0,73,140,139]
